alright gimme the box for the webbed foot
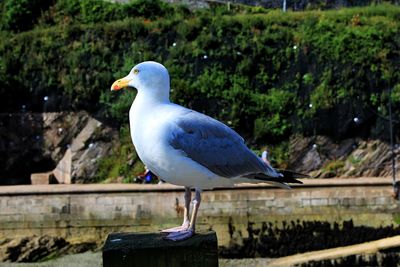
[163,229,194,241]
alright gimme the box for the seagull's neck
[130,88,171,123]
[135,88,171,106]
[129,87,171,152]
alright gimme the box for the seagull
[111,61,304,241]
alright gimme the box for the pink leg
[161,187,191,233]
[164,189,201,241]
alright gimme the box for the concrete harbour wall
[0,178,399,246]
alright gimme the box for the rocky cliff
[289,135,399,178]
[0,112,118,185]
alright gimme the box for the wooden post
[102,231,218,267]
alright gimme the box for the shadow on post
[102,231,218,267]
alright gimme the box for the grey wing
[168,110,278,178]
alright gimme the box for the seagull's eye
[133,69,139,75]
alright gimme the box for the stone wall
[0,178,399,246]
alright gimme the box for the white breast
[128,98,233,189]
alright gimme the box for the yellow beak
[111,78,131,91]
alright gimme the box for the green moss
[38,250,60,262]
[95,127,144,183]
[348,155,363,165]
[322,160,345,177]
[393,214,400,225]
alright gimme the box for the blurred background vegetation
[0,0,399,181]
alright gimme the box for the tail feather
[247,170,306,185]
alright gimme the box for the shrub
[0,2,399,144]
[1,0,55,32]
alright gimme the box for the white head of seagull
[111,61,170,103]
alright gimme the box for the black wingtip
[278,169,309,180]
[276,169,310,184]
